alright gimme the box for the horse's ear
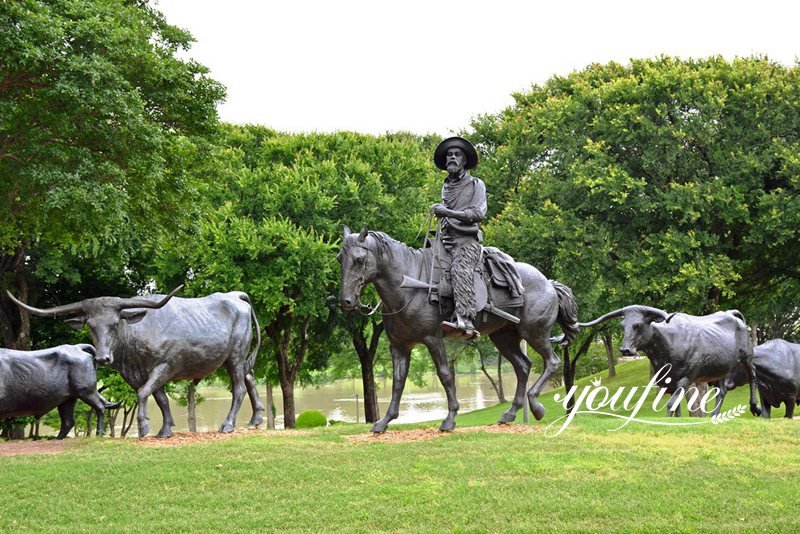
[357,226,368,242]
[342,225,352,238]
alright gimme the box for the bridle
[343,242,416,317]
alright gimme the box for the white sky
[157,0,800,137]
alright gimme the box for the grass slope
[2,359,798,532]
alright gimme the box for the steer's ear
[121,309,147,324]
[64,315,87,330]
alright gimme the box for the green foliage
[295,409,328,429]
[475,56,800,325]
[0,0,224,351]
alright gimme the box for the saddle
[424,234,524,321]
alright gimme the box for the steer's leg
[744,358,762,417]
[423,335,459,432]
[489,329,531,424]
[152,387,175,438]
[56,399,77,439]
[710,380,727,417]
[80,391,109,437]
[784,397,795,419]
[136,363,171,437]
[667,378,691,417]
[244,372,265,428]
[372,343,412,434]
[220,360,246,433]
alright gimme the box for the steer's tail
[551,280,580,346]
[240,293,261,375]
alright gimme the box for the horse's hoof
[156,428,173,439]
[498,412,516,424]
[248,414,264,428]
[371,423,387,434]
[530,400,545,421]
[138,422,150,438]
[439,420,455,432]
[219,423,235,433]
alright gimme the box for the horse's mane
[344,230,425,261]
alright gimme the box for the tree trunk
[349,320,383,424]
[479,349,505,403]
[603,332,616,377]
[8,427,24,440]
[14,270,31,350]
[271,313,311,429]
[266,384,275,429]
[85,411,94,437]
[0,247,28,350]
[497,354,505,402]
[121,405,136,437]
[108,409,118,438]
[187,381,197,433]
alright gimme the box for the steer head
[6,285,183,365]
[579,305,669,356]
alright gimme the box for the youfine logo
[544,364,747,438]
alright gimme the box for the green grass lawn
[2,359,799,532]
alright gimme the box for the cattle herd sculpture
[2,136,798,438]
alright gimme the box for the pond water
[135,370,548,432]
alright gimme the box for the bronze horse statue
[338,226,579,432]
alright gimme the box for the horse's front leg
[372,343,411,434]
[424,335,459,432]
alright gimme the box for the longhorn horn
[5,291,85,318]
[634,305,669,322]
[115,285,184,310]
[578,307,628,328]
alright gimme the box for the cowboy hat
[434,136,478,170]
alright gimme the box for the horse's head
[337,225,378,310]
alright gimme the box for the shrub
[295,410,327,429]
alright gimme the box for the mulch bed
[1,425,538,456]
[0,440,68,457]
[345,424,539,443]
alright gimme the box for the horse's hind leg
[372,343,411,434]
[489,329,531,424]
[423,335,459,432]
[525,335,561,421]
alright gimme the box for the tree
[0,0,224,349]
[474,56,800,330]
[159,128,438,427]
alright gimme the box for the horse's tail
[550,280,579,346]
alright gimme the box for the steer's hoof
[751,405,763,417]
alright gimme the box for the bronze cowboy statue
[402,136,524,339]
[338,135,579,432]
